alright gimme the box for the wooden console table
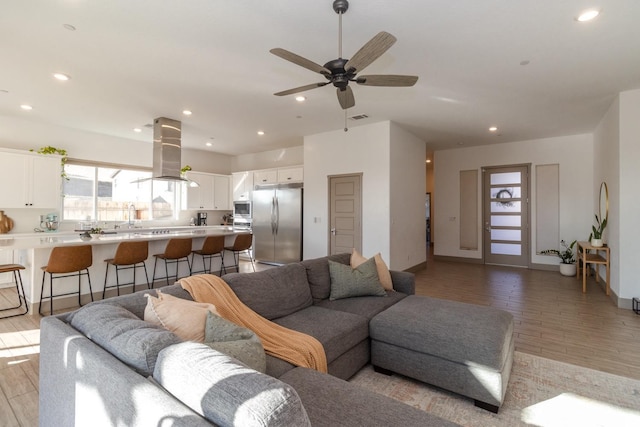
[576,241,610,295]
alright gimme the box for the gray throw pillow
[328,257,387,300]
[154,342,311,427]
[203,311,266,373]
[69,303,182,376]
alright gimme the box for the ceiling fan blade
[356,75,419,87]
[270,48,331,76]
[337,86,355,110]
[345,31,397,73]
[274,82,328,96]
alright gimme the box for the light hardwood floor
[1,256,639,426]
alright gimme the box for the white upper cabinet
[253,166,303,186]
[0,149,61,209]
[277,166,303,183]
[213,175,230,210]
[253,169,278,185]
[185,172,231,210]
[232,171,253,201]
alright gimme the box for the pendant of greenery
[30,146,69,180]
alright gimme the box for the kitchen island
[0,226,245,314]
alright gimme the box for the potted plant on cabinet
[589,214,607,247]
[541,239,577,276]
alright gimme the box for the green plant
[30,145,68,180]
[180,165,192,175]
[590,214,607,240]
[541,239,577,264]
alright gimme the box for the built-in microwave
[233,200,252,218]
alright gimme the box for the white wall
[618,89,640,302]
[434,134,594,264]
[0,115,234,174]
[390,122,427,270]
[593,96,620,297]
[304,122,392,263]
[232,146,303,172]
[303,121,426,270]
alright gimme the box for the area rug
[349,352,640,427]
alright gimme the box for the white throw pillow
[144,290,217,342]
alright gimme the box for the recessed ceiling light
[489,126,498,132]
[295,96,306,102]
[63,24,76,31]
[53,73,70,81]
[20,104,33,111]
[520,60,530,66]
[133,128,142,133]
[426,159,432,163]
[205,142,213,147]
[577,9,600,22]
[257,131,265,135]
[182,110,192,116]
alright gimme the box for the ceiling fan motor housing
[333,0,349,14]
[323,58,355,89]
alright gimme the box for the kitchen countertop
[0,226,240,250]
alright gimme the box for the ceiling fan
[270,0,418,110]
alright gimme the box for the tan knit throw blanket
[180,274,328,373]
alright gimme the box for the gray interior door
[483,165,530,267]
[329,174,362,255]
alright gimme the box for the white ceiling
[2,1,640,156]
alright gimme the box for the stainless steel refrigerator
[253,183,303,265]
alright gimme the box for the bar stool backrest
[163,238,193,259]
[230,233,253,251]
[45,245,93,274]
[112,241,149,265]
[200,235,225,255]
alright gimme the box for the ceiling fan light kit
[270,0,418,114]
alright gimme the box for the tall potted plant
[541,239,577,276]
[589,214,607,247]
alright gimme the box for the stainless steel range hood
[152,117,188,182]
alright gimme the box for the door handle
[330,228,336,235]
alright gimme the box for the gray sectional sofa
[39,253,509,426]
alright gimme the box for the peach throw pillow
[144,290,218,343]
[350,249,393,291]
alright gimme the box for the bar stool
[151,238,192,288]
[0,264,28,318]
[103,240,150,299]
[191,235,225,275]
[40,245,93,316]
[223,233,255,273]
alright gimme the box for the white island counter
[0,226,246,314]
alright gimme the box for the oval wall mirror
[599,181,609,221]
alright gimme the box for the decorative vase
[559,263,577,277]
[591,238,603,247]
[0,211,14,234]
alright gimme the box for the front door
[329,174,362,255]
[483,165,530,267]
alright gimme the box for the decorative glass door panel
[483,165,530,267]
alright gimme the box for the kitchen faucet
[128,203,135,228]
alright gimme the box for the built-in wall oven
[233,200,252,218]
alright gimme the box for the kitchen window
[62,163,180,222]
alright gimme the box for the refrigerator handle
[274,196,279,235]
[271,196,276,235]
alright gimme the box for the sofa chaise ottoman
[370,295,515,412]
